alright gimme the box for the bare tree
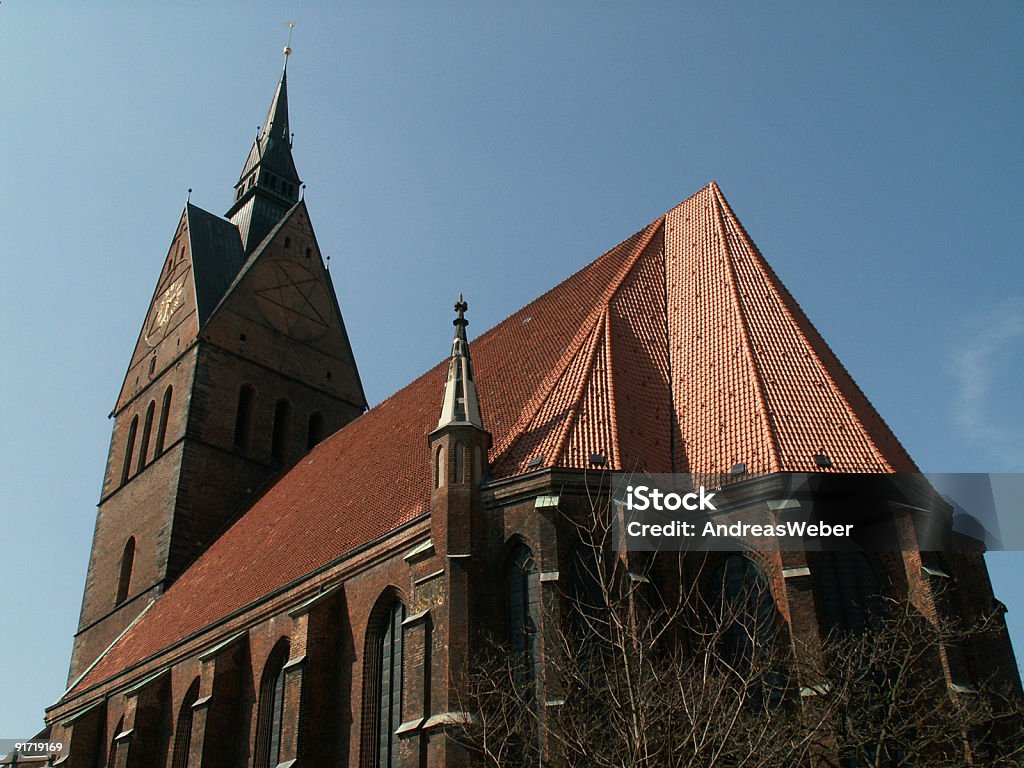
[802,591,1024,768]
[454,501,1024,768]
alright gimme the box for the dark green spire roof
[226,64,302,254]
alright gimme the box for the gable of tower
[116,210,200,412]
[200,200,366,412]
[115,204,248,412]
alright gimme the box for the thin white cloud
[952,301,1024,469]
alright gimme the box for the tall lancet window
[121,415,139,484]
[115,537,135,606]
[171,677,200,768]
[506,543,541,684]
[307,411,324,449]
[364,598,406,768]
[109,716,124,767]
[434,444,445,489]
[138,400,155,469]
[155,385,173,456]
[271,398,292,464]
[709,554,778,670]
[234,384,257,454]
[454,441,465,485]
[255,639,289,768]
[816,552,883,635]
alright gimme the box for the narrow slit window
[121,415,139,485]
[138,400,155,470]
[234,384,257,454]
[255,640,289,768]
[115,537,135,605]
[271,398,292,464]
[155,386,172,456]
[307,412,324,450]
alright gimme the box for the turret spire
[437,295,484,429]
[226,35,303,254]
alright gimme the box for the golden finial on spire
[283,22,295,58]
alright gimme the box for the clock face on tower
[145,274,187,346]
[250,259,333,341]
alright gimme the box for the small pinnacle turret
[437,295,483,429]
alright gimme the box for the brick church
[38,53,1020,767]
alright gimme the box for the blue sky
[1,2,1022,738]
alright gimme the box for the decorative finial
[283,22,295,62]
[187,187,192,202]
[454,294,468,327]
[436,293,483,429]
[300,182,306,200]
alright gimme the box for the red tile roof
[70,182,916,694]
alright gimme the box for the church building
[39,53,1020,768]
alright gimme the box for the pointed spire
[437,295,484,430]
[226,36,303,253]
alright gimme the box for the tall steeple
[226,43,302,254]
[437,295,484,429]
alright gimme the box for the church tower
[69,52,367,683]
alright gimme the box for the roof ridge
[549,314,608,466]
[203,200,304,328]
[489,218,662,464]
[602,304,622,469]
[710,186,783,472]
[712,186,909,472]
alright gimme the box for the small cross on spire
[454,294,468,327]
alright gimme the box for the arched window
[109,716,124,768]
[116,537,135,606]
[234,384,257,454]
[171,677,200,768]
[271,398,292,464]
[255,640,289,768]
[155,386,173,456]
[506,543,541,683]
[434,444,445,489]
[816,552,882,635]
[709,554,778,668]
[453,441,465,485]
[138,400,155,470]
[364,598,406,768]
[307,411,324,450]
[568,540,604,641]
[121,415,139,484]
